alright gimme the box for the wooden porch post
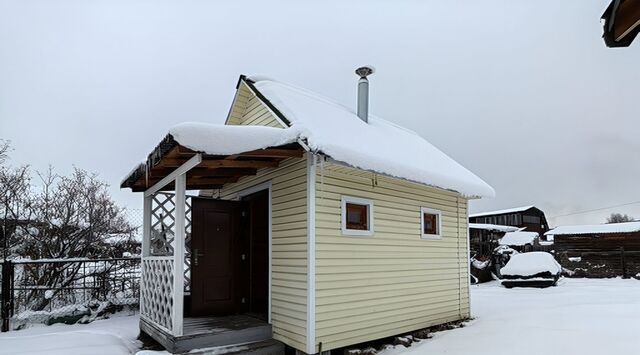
[172,173,186,336]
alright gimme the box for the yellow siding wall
[313,161,470,351]
[202,157,309,351]
[226,82,286,128]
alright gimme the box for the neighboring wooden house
[546,222,640,278]
[121,69,494,354]
[469,205,549,237]
[468,223,518,257]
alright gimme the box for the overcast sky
[1,0,638,227]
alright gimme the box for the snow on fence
[0,257,141,331]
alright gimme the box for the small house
[121,69,494,354]
[469,205,549,236]
[546,222,640,278]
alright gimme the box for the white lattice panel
[150,192,192,292]
[140,257,174,332]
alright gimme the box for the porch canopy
[121,123,304,338]
[121,122,304,192]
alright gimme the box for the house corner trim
[306,153,317,354]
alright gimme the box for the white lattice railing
[140,257,174,333]
[150,192,193,292]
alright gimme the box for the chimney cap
[355,66,375,78]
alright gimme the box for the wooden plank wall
[555,232,640,278]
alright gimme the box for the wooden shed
[121,73,494,354]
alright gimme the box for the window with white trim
[421,207,442,239]
[341,196,374,236]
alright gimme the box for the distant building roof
[469,223,520,233]
[499,231,539,246]
[545,222,640,236]
[469,205,535,218]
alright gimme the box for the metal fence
[1,257,141,332]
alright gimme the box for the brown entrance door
[190,198,245,316]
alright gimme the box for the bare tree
[606,213,634,224]
[1,141,137,310]
[0,140,33,260]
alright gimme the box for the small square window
[421,207,442,240]
[341,196,374,236]
[346,203,368,230]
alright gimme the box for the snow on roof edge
[470,205,536,217]
[469,223,520,232]
[545,221,640,236]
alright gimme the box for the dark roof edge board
[602,0,640,47]
[120,134,180,189]
[243,77,292,127]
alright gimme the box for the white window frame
[421,207,442,240]
[341,196,374,237]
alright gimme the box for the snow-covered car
[500,252,561,288]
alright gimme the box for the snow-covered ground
[381,278,640,355]
[1,279,638,355]
[0,314,140,355]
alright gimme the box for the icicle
[319,155,325,201]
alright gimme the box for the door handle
[194,248,205,266]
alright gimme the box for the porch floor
[141,314,273,354]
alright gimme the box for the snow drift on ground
[545,221,640,236]
[0,314,139,355]
[380,278,640,355]
[249,77,495,198]
[499,231,539,246]
[500,252,561,276]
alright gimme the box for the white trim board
[420,207,443,240]
[306,153,317,354]
[233,181,273,325]
[144,154,202,197]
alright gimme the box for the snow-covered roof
[499,231,539,246]
[470,205,535,218]
[169,123,299,155]
[248,77,495,198]
[545,222,640,236]
[469,223,520,232]
[500,252,561,277]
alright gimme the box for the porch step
[141,316,275,354]
[186,339,284,355]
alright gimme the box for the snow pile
[545,221,640,236]
[169,122,299,155]
[0,315,140,355]
[499,231,539,246]
[249,78,495,198]
[469,205,534,217]
[469,223,519,232]
[500,252,561,277]
[471,258,490,270]
[378,278,640,355]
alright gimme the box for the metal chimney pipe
[355,66,375,123]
